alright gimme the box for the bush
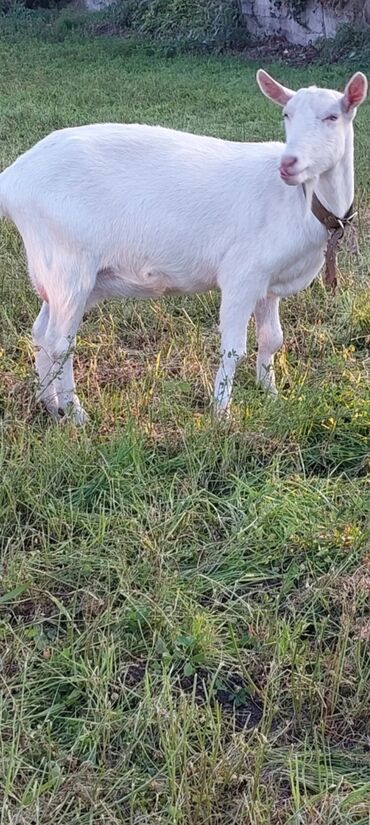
[62,0,248,53]
[24,0,67,6]
[1,0,249,52]
[128,0,246,50]
[318,23,370,65]
[1,0,66,7]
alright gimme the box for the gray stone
[84,0,115,9]
[241,0,369,46]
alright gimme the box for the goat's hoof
[39,400,63,421]
[257,381,278,398]
[212,403,231,422]
[59,404,89,426]
[76,408,89,425]
[70,407,89,426]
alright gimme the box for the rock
[241,0,368,46]
[84,0,115,9]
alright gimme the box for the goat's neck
[314,128,354,218]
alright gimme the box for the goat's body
[0,124,326,304]
[0,119,350,421]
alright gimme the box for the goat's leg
[52,334,88,424]
[254,295,283,395]
[32,301,60,417]
[39,261,95,424]
[214,288,254,415]
[44,323,87,426]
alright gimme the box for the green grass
[1,29,370,825]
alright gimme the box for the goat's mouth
[279,166,308,186]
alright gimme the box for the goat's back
[0,124,284,238]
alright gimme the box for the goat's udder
[36,283,49,303]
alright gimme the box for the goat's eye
[324,114,338,122]
[283,113,289,120]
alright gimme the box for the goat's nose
[280,155,298,170]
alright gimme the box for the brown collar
[309,191,357,292]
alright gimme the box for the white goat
[0,69,367,423]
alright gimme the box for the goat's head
[256,69,367,186]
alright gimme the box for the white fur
[0,70,367,421]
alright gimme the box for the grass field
[1,27,370,825]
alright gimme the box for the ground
[0,29,370,825]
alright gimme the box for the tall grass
[0,29,370,824]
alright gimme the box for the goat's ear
[342,72,368,113]
[256,69,294,107]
